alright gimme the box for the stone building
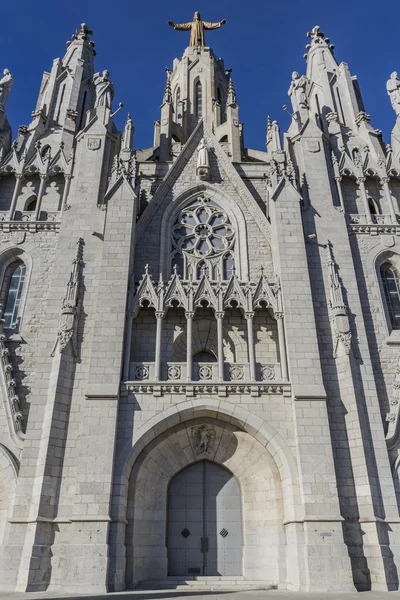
[1,15,400,594]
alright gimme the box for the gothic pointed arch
[109,400,300,589]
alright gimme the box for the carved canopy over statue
[93,70,114,109]
[387,72,400,118]
[168,11,227,47]
[288,71,309,112]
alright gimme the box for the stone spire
[227,75,237,106]
[122,113,134,151]
[266,115,272,147]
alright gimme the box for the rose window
[171,198,236,280]
[173,200,234,258]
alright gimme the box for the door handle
[201,537,209,552]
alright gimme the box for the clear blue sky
[1,0,398,151]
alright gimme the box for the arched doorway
[167,460,243,577]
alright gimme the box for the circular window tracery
[172,198,234,260]
[171,197,236,280]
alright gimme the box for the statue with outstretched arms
[168,11,227,47]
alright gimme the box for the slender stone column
[216,311,224,382]
[357,176,372,224]
[186,311,194,381]
[276,312,289,381]
[381,176,397,224]
[245,312,256,382]
[34,174,48,221]
[8,173,23,220]
[61,174,72,211]
[154,311,165,381]
[334,176,345,210]
[123,314,133,380]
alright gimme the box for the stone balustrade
[129,360,282,383]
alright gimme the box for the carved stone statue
[197,137,210,180]
[197,137,209,167]
[168,11,227,47]
[0,69,12,152]
[93,70,114,109]
[0,69,12,115]
[387,72,400,118]
[192,424,216,456]
[288,71,309,112]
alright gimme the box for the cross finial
[144,264,149,275]
[305,25,334,55]
[67,23,96,53]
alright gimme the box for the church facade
[1,16,400,594]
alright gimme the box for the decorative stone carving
[355,111,371,126]
[326,241,352,358]
[288,71,309,113]
[93,70,114,109]
[0,68,12,153]
[198,364,213,380]
[387,72,400,118]
[261,364,276,381]
[191,424,216,456]
[168,365,181,380]
[386,359,400,439]
[196,138,210,181]
[135,365,149,380]
[51,238,84,358]
[0,69,12,116]
[229,364,244,380]
[0,308,23,433]
[223,338,234,362]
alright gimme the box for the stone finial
[67,23,96,53]
[122,113,134,151]
[227,75,237,106]
[163,68,172,104]
[304,25,335,57]
[266,115,272,147]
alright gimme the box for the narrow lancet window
[3,261,26,330]
[195,80,203,119]
[381,263,400,330]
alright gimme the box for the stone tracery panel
[171,195,235,280]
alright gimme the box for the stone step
[137,579,274,590]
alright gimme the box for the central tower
[156,45,242,161]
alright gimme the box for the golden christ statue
[168,11,227,47]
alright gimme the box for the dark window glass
[3,262,26,330]
[196,80,202,119]
[381,264,400,330]
[171,253,184,278]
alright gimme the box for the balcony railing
[129,361,282,383]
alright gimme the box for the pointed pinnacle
[227,75,237,106]
[163,68,172,104]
